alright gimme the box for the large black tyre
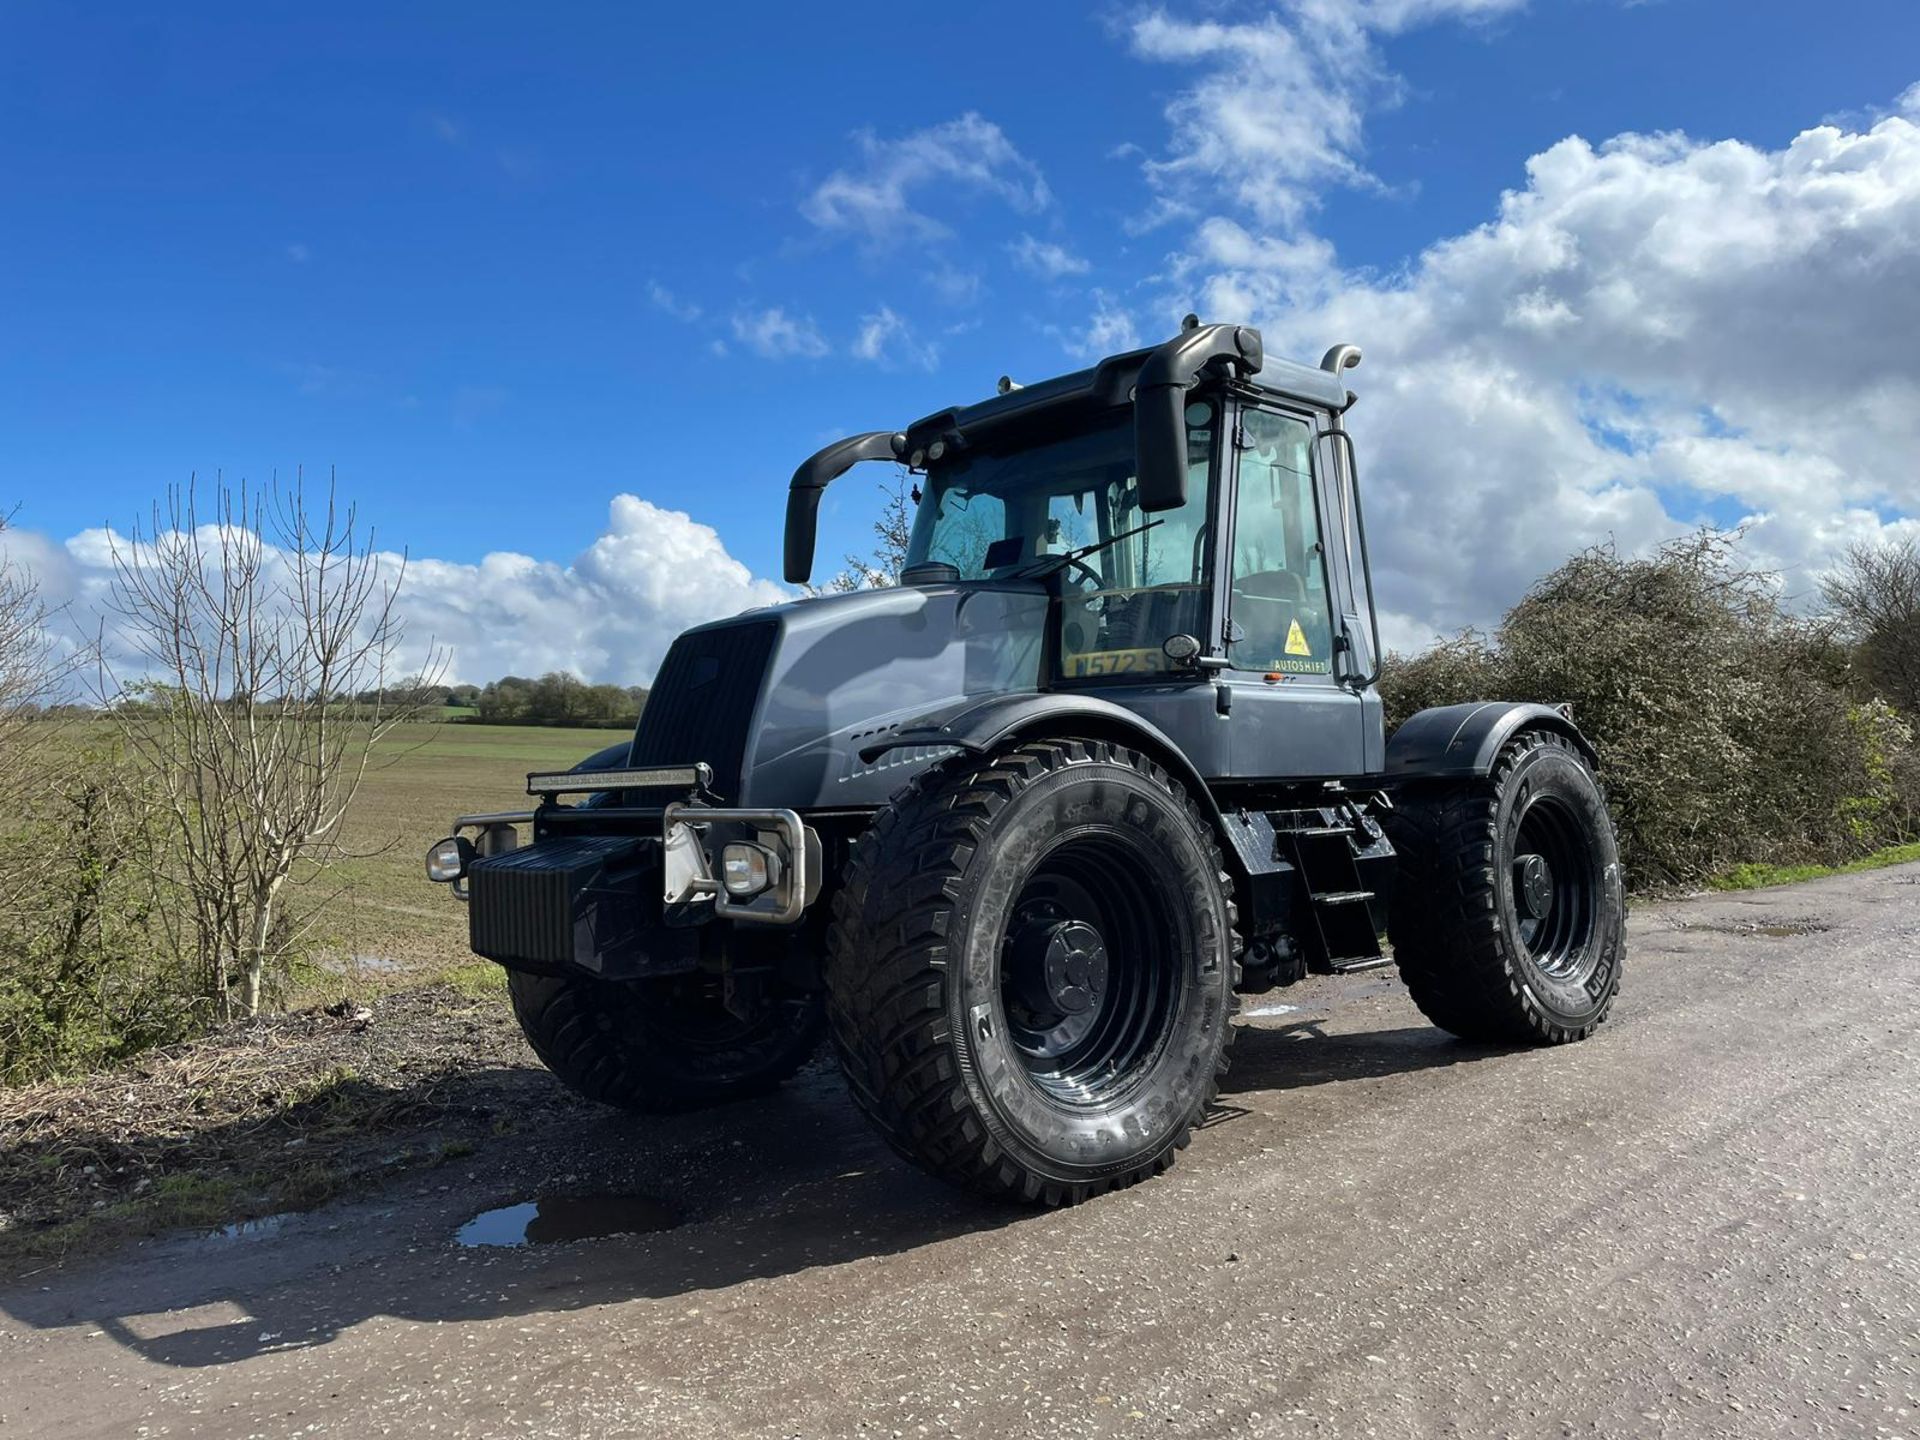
[825,739,1240,1206]
[1383,729,1625,1044]
[506,969,824,1113]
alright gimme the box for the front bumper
[427,789,821,979]
[467,833,673,977]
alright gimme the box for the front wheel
[825,740,1240,1206]
[1383,729,1625,1044]
[507,969,823,1113]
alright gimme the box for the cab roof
[904,341,1353,452]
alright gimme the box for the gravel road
[3,865,1916,1439]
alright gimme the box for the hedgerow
[1382,533,1920,887]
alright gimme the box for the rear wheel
[507,969,823,1113]
[825,740,1239,1206]
[1383,729,1625,1044]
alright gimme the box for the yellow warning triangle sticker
[1285,619,1312,656]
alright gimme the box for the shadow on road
[1226,1020,1521,1094]
[0,1013,1511,1370]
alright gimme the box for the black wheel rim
[1510,795,1600,982]
[998,830,1181,1107]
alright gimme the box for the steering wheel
[1061,556,1108,594]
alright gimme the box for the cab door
[1214,398,1367,779]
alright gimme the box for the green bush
[1378,631,1500,732]
[1381,533,1920,888]
[0,748,203,1083]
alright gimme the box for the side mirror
[1134,384,1190,514]
[1132,322,1263,513]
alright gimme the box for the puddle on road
[1690,916,1832,938]
[455,1194,681,1248]
[209,1214,291,1243]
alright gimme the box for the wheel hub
[1008,905,1109,1017]
[1042,920,1109,1014]
[1514,852,1553,921]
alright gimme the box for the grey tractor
[426,319,1626,1206]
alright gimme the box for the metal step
[1310,890,1375,906]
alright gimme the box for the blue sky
[5,2,1919,681]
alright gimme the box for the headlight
[720,842,781,898]
[426,835,475,883]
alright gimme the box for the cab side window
[1228,409,1333,676]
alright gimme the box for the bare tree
[100,475,442,1018]
[815,473,915,593]
[1821,538,1920,714]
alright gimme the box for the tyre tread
[1381,729,1621,1046]
[825,739,1240,1205]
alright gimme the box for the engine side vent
[631,619,778,802]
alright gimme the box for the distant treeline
[21,674,650,730]
[447,673,649,729]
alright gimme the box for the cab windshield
[904,405,1216,678]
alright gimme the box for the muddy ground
[0,980,596,1274]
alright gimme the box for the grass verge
[1709,840,1920,892]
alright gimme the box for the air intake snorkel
[783,431,907,584]
[1133,319,1264,512]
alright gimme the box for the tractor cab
[788,320,1383,780]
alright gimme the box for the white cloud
[1055,292,1143,360]
[926,264,983,305]
[851,306,940,371]
[1363,0,1526,29]
[801,112,1050,248]
[1172,108,1920,639]
[647,281,701,322]
[1502,288,1577,334]
[1120,6,1920,639]
[1126,1,1523,233]
[1008,233,1091,280]
[731,307,829,361]
[21,496,790,688]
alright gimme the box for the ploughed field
[306,722,632,976]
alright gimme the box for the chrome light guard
[662,802,813,926]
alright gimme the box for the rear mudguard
[1383,701,1597,781]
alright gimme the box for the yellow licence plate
[1063,648,1167,677]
